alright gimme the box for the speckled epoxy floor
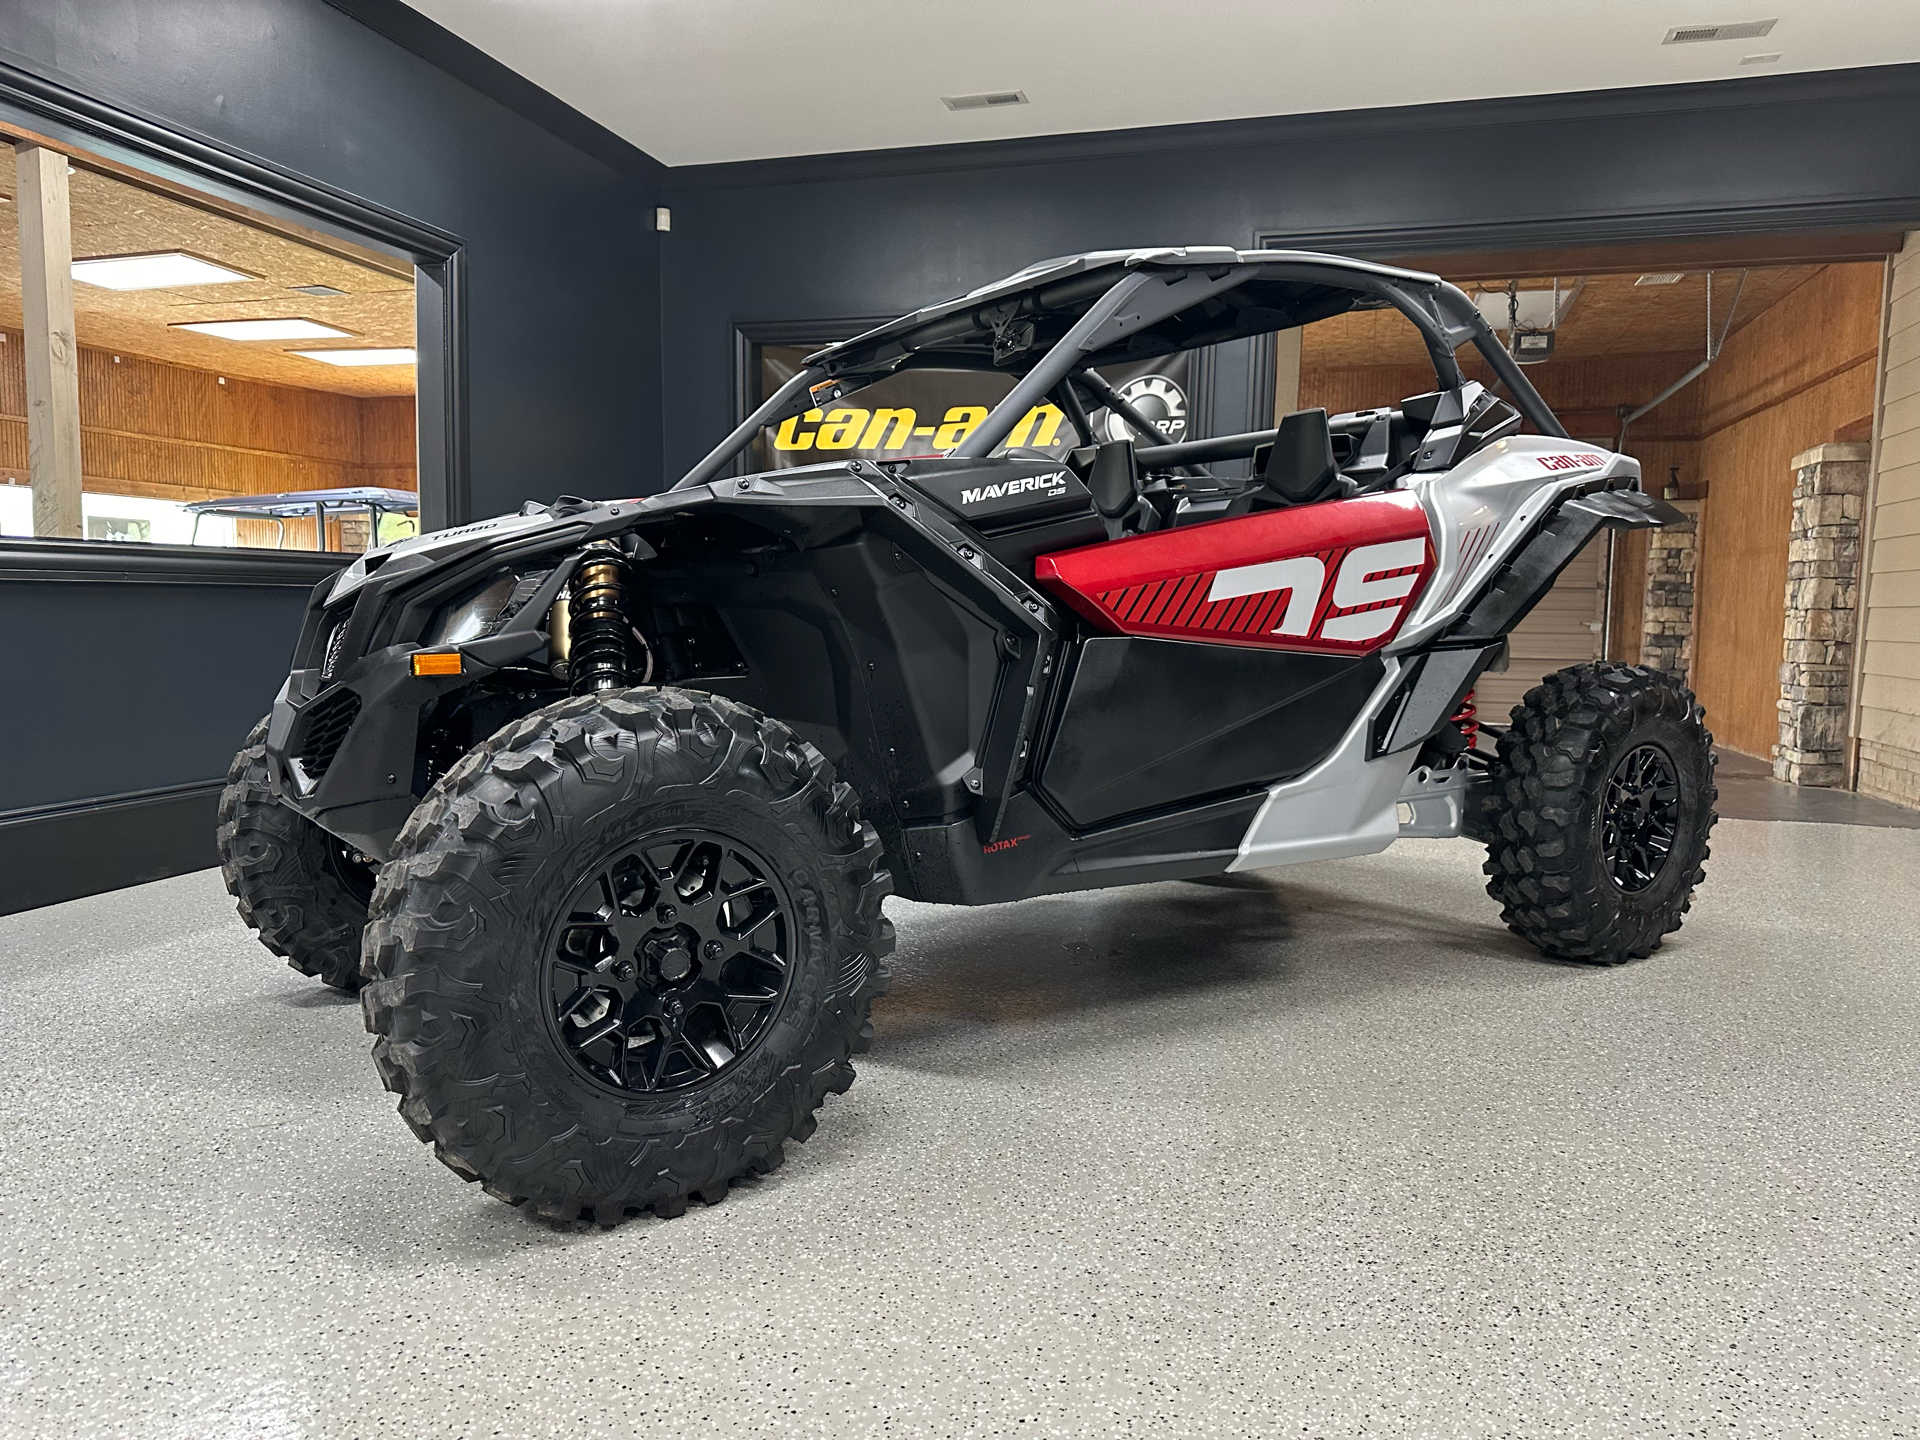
[0,819,1914,1439]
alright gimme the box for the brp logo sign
[1102,375,1187,444]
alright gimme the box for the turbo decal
[1035,491,1434,655]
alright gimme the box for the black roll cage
[676,246,1566,491]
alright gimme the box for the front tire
[1478,663,1716,965]
[218,716,376,992]
[360,688,894,1222]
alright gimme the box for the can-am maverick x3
[219,247,1715,1220]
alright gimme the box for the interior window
[1,136,417,552]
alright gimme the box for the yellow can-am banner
[751,343,1194,470]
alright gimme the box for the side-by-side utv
[219,247,1715,1221]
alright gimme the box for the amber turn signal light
[410,651,463,677]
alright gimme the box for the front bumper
[265,630,543,856]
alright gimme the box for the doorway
[1278,236,1895,759]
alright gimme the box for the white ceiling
[405,0,1920,166]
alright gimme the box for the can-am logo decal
[1537,453,1604,471]
[959,471,1070,507]
[1101,375,1188,444]
[1033,491,1435,656]
[773,403,1067,454]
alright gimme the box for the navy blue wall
[659,65,1920,482]
[0,0,667,518]
[0,0,664,912]
[4,13,1920,912]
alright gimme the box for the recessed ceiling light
[71,252,251,290]
[1635,273,1686,286]
[172,318,351,341]
[290,283,348,298]
[941,90,1028,111]
[291,347,417,367]
[1741,52,1783,64]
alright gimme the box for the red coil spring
[1450,689,1479,751]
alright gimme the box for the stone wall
[1639,499,1701,682]
[1774,444,1870,785]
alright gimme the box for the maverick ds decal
[959,471,1072,507]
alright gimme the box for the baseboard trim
[0,781,224,916]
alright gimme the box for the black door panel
[1038,637,1382,829]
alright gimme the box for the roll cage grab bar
[675,248,1566,491]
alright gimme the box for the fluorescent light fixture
[71,252,251,290]
[1635,272,1686,286]
[1741,51,1783,64]
[173,318,351,341]
[291,347,417,367]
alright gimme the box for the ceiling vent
[1663,19,1777,44]
[1635,273,1687,286]
[941,90,1028,112]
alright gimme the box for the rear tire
[1478,663,1716,965]
[218,716,375,992]
[360,687,894,1222]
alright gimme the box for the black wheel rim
[324,838,377,905]
[1600,743,1681,893]
[543,830,794,1094]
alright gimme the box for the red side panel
[1035,491,1434,655]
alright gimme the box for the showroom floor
[1,818,1913,1439]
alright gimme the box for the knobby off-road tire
[361,687,894,1222]
[218,716,376,992]
[1479,663,1717,965]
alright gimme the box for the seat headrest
[1086,440,1138,519]
[1259,409,1339,505]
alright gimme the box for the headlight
[424,570,519,646]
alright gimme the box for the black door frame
[0,56,471,535]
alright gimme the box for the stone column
[1639,499,1701,682]
[1774,443,1870,786]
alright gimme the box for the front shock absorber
[562,548,632,694]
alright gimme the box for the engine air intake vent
[322,618,350,678]
[295,689,361,778]
[1662,19,1776,43]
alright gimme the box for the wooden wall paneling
[1607,527,1650,662]
[358,394,420,491]
[1688,268,1883,757]
[1297,365,1437,418]
[1698,265,1884,435]
[0,327,416,514]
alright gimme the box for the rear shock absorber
[1450,689,1480,752]
[563,548,632,694]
